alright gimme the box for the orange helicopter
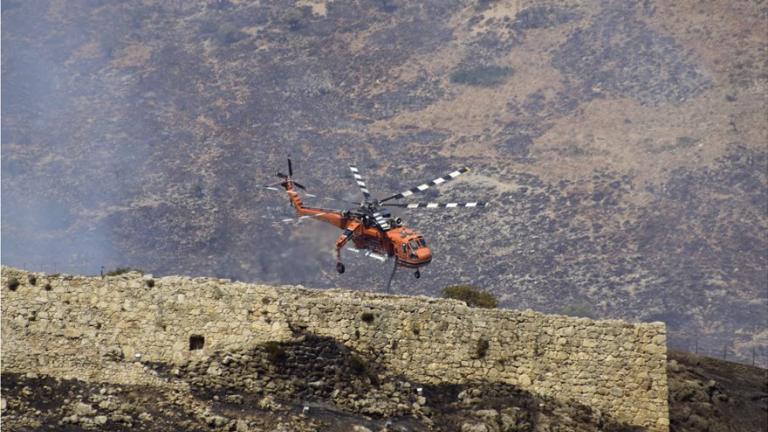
[264,158,487,289]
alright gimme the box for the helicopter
[264,158,487,290]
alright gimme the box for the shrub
[145,279,155,288]
[106,267,143,276]
[281,7,304,31]
[442,285,498,308]
[361,312,375,323]
[7,277,20,291]
[216,23,246,45]
[476,339,490,359]
[559,302,596,319]
[27,275,37,286]
[349,354,368,375]
[44,283,52,291]
[264,342,287,365]
[450,65,513,86]
[349,354,379,385]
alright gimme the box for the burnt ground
[1,335,645,432]
[668,350,768,432]
[2,339,766,431]
[2,1,767,364]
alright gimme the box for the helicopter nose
[417,247,432,263]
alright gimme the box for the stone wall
[1,267,669,430]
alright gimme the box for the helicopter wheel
[414,269,421,279]
[336,262,345,274]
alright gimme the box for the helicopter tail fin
[284,157,305,211]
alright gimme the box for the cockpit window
[408,240,419,251]
[417,238,426,247]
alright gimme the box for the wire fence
[667,329,768,369]
[11,259,118,278]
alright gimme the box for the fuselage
[285,184,432,268]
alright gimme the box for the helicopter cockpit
[403,237,428,258]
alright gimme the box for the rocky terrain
[667,350,767,432]
[2,0,766,365]
[2,341,765,431]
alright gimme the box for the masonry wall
[1,268,669,430]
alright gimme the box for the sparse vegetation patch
[7,277,20,291]
[106,267,143,276]
[264,341,287,365]
[442,285,498,308]
[450,65,512,86]
[475,339,490,359]
[559,302,596,319]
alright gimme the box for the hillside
[667,350,768,432]
[2,0,766,365]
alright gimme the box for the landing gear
[414,269,421,279]
[336,262,345,274]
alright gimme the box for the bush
[450,65,513,86]
[281,7,304,31]
[349,354,379,385]
[361,312,375,323]
[349,354,368,375]
[264,341,287,365]
[145,279,155,288]
[442,285,498,308]
[27,275,37,286]
[559,302,596,319]
[476,339,490,359]
[106,267,143,276]
[216,23,246,45]
[7,277,20,291]
[44,283,52,291]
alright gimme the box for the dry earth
[2,341,765,431]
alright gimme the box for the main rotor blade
[387,201,488,209]
[349,165,372,202]
[288,157,293,177]
[348,248,388,262]
[303,195,360,205]
[273,212,333,225]
[380,167,470,203]
[262,185,356,204]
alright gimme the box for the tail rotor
[275,156,306,190]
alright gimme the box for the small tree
[7,277,20,291]
[442,285,498,308]
[281,8,304,31]
[105,267,143,276]
[264,341,287,365]
[558,302,596,319]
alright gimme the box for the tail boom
[285,183,346,229]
